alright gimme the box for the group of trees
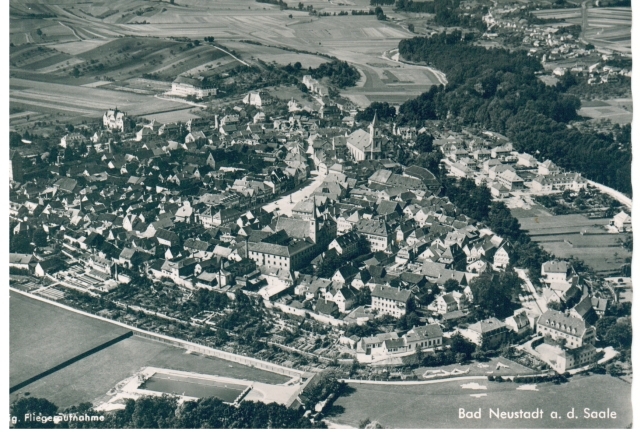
[280,59,360,89]
[10,395,323,429]
[468,269,520,319]
[307,60,361,88]
[302,373,351,409]
[397,31,632,195]
[354,101,396,122]
[596,316,632,350]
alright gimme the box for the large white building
[103,108,127,132]
[530,172,587,193]
[536,309,595,348]
[346,114,381,161]
[302,75,328,96]
[371,285,411,318]
[171,76,217,99]
[355,218,390,252]
[243,91,273,107]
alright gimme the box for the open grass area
[519,214,609,231]
[517,214,630,274]
[10,335,289,409]
[10,295,289,408]
[330,374,631,428]
[10,292,129,389]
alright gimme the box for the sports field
[10,292,129,389]
[329,374,631,428]
[141,372,248,402]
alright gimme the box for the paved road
[342,375,488,386]
[587,180,632,210]
[515,268,547,314]
[262,172,326,216]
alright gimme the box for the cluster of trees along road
[10,374,353,428]
[10,396,324,429]
[397,31,632,196]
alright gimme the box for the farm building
[171,75,217,99]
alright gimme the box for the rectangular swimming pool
[140,372,249,403]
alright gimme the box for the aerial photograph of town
[8,0,633,428]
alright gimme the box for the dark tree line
[355,102,396,122]
[396,31,632,195]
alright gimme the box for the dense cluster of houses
[437,130,587,196]
[483,7,631,84]
[9,86,614,372]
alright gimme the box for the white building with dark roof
[371,285,412,318]
[355,218,390,252]
[536,309,595,348]
[346,114,381,161]
[103,108,127,132]
[171,75,216,99]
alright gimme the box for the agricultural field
[329,374,631,428]
[518,214,631,274]
[10,292,130,389]
[578,98,632,125]
[533,6,630,54]
[10,76,191,121]
[10,335,289,409]
[11,0,445,119]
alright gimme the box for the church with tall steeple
[346,112,382,161]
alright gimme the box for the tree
[11,397,59,428]
[469,270,515,319]
[415,133,433,153]
[605,318,632,349]
[606,363,623,377]
[10,233,32,254]
[443,278,460,293]
[450,334,475,358]
[32,228,48,247]
[408,23,415,32]
[547,300,563,311]
[356,287,371,306]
